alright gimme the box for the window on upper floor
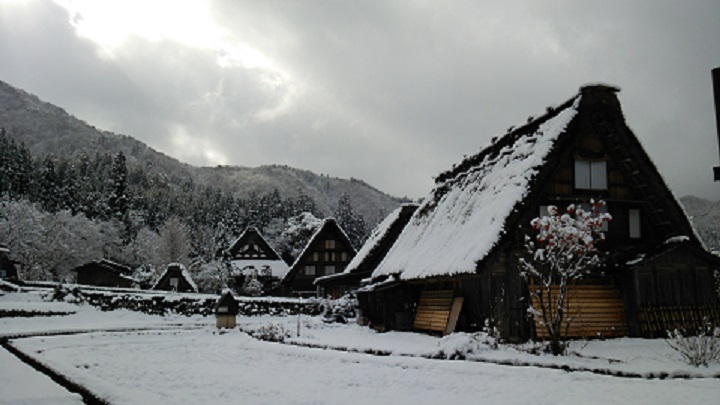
[575,160,607,190]
[325,240,336,249]
[629,208,641,239]
[304,265,316,276]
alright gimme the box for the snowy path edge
[243,332,720,381]
[1,325,203,405]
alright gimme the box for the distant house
[280,218,357,297]
[359,85,720,340]
[225,227,289,294]
[152,263,198,293]
[315,204,417,299]
[71,259,134,288]
[0,244,19,281]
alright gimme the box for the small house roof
[72,259,132,275]
[226,227,284,262]
[152,263,198,292]
[281,218,356,284]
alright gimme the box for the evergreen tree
[334,193,368,249]
[108,152,129,220]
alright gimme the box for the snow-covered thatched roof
[281,218,356,284]
[315,204,417,285]
[372,95,582,281]
[152,263,198,292]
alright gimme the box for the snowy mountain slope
[0,80,402,224]
[680,195,720,252]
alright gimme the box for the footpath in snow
[0,346,84,405]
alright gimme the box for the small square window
[169,277,179,287]
[325,266,336,275]
[325,240,336,249]
[305,265,316,276]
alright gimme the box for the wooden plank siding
[413,290,463,335]
[530,284,628,339]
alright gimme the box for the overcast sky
[1,0,719,201]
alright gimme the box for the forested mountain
[0,79,405,289]
[0,80,402,226]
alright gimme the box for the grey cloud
[1,0,719,201]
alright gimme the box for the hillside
[679,195,720,251]
[0,79,402,225]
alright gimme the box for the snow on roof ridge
[372,95,582,281]
[342,206,404,275]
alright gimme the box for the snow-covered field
[1,290,719,405]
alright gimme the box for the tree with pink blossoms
[519,200,612,355]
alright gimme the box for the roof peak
[580,83,621,94]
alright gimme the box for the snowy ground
[1,290,719,404]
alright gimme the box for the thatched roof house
[360,85,720,340]
[71,259,134,288]
[226,227,289,279]
[152,263,198,293]
[280,218,356,297]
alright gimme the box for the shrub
[251,323,291,342]
[319,294,357,324]
[666,321,720,367]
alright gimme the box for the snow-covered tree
[156,216,191,273]
[273,212,323,263]
[0,198,121,281]
[241,268,264,297]
[107,152,129,220]
[191,260,228,294]
[518,200,612,355]
[334,193,368,249]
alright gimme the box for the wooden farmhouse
[225,227,289,293]
[359,85,720,340]
[280,218,357,297]
[152,263,198,293]
[71,259,134,288]
[0,244,19,281]
[315,204,417,299]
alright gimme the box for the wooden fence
[637,305,720,337]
